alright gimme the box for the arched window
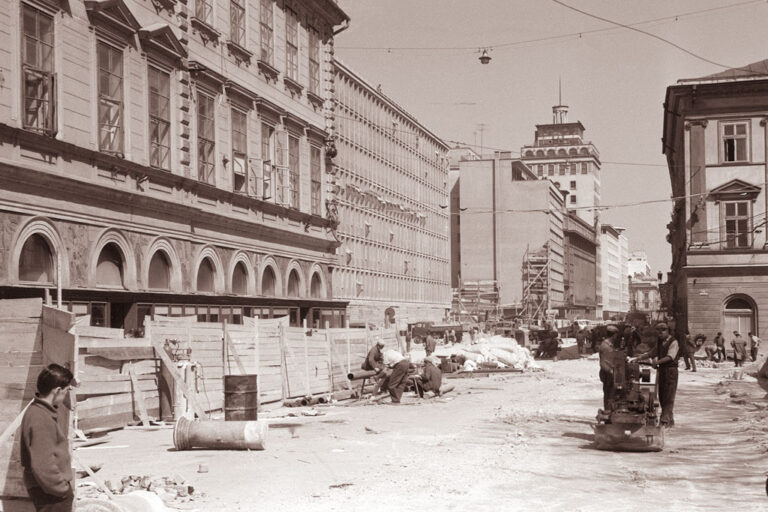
[19,234,54,283]
[232,262,248,295]
[95,243,124,287]
[262,267,276,296]
[723,295,756,337]
[148,251,170,290]
[310,273,323,298]
[287,269,301,297]
[197,258,215,293]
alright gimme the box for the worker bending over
[361,340,388,394]
[419,356,443,397]
[383,349,411,404]
[631,322,679,427]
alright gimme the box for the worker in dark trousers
[424,334,436,356]
[633,323,680,427]
[418,356,443,397]
[383,349,411,403]
[20,364,76,512]
[714,332,726,362]
[361,340,387,393]
[682,330,697,372]
[576,328,586,355]
[598,325,620,411]
[731,332,748,367]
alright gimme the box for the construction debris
[78,474,204,509]
[434,335,538,372]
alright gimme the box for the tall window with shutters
[308,26,320,95]
[285,8,298,82]
[148,67,171,170]
[231,108,247,193]
[22,5,56,135]
[274,130,286,204]
[288,134,299,208]
[310,146,321,215]
[259,0,273,64]
[260,122,274,200]
[197,91,215,184]
[230,0,245,46]
[97,42,124,154]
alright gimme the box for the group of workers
[702,331,760,366]
[361,340,442,403]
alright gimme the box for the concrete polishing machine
[593,350,664,452]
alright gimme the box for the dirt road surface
[76,359,768,511]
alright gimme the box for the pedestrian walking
[20,364,75,512]
[714,332,726,362]
[731,331,748,367]
[632,323,680,427]
[682,330,697,372]
[749,332,761,362]
[576,328,586,355]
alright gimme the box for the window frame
[285,7,299,82]
[310,145,321,215]
[308,25,320,95]
[97,40,125,155]
[288,133,300,208]
[260,122,275,200]
[148,65,171,170]
[196,89,216,185]
[259,0,273,65]
[196,0,214,26]
[719,120,750,164]
[229,0,245,47]
[721,200,752,249]
[21,4,56,136]
[231,107,248,193]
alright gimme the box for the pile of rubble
[434,335,537,371]
[78,474,203,508]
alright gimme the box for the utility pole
[477,123,486,157]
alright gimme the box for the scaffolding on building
[450,279,500,324]
[521,245,550,324]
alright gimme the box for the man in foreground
[20,364,75,511]
[632,323,679,427]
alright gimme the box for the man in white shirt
[383,349,411,403]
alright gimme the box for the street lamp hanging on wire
[479,48,492,64]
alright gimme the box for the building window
[288,134,299,208]
[22,5,55,135]
[197,90,215,184]
[19,234,53,283]
[232,108,247,193]
[537,164,543,177]
[569,180,576,190]
[570,163,577,175]
[570,194,576,204]
[311,145,321,215]
[723,200,750,249]
[230,0,245,46]
[148,66,171,170]
[559,163,566,175]
[97,42,123,154]
[721,121,749,163]
[308,26,320,95]
[285,8,298,82]
[259,0,273,64]
[261,122,274,199]
[196,0,213,25]
[581,162,588,174]
[547,164,554,176]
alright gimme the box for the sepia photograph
[0,0,767,510]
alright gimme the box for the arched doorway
[197,258,215,293]
[95,243,124,287]
[262,267,276,296]
[232,262,248,295]
[19,234,54,283]
[723,295,756,336]
[148,251,171,290]
[310,272,323,298]
[287,269,301,297]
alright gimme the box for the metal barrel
[173,416,267,451]
[224,374,258,421]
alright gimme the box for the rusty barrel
[173,416,267,451]
[224,374,258,421]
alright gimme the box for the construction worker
[20,364,75,512]
[598,325,620,410]
[383,349,411,404]
[731,331,748,367]
[362,340,388,394]
[632,323,680,427]
[576,328,586,355]
[424,333,436,356]
[419,356,443,397]
[682,330,697,372]
[749,332,761,362]
[714,331,726,362]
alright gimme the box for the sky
[333,0,768,276]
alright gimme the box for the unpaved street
[77,359,768,511]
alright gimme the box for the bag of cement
[463,360,478,371]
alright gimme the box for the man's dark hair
[36,364,73,396]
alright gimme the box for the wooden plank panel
[0,298,42,318]
[78,337,151,349]
[75,325,124,338]
[85,346,156,360]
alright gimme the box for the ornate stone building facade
[0,0,350,331]
[331,60,451,327]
